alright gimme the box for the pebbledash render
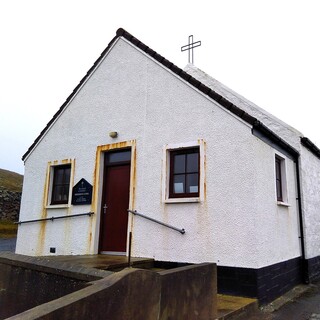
[16,28,320,304]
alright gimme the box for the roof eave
[301,137,320,160]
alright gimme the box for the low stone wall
[0,252,112,320]
[9,269,161,320]
[2,255,216,320]
[0,188,21,221]
[0,263,88,320]
[159,263,217,320]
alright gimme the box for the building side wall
[17,38,301,270]
[252,142,301,268]
[300,146,320,260]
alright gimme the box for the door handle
[103,204,108,214]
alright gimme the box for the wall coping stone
[0,252,112,282]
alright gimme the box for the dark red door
[99,150,131,253]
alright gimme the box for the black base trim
[154,260,191,270]
[307,256,320,282]
[218,257,302,304]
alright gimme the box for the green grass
[0,219,18,238]
[0,168,23,192]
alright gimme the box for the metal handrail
[127,209,185,234]
[15,212,94,225]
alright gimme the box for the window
[275,154,287,204]
[162,140,205,203]
[51,164,71,205]
[169,148,199,198]
[275,156,283,201]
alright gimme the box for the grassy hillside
[0,168,23,192]
[0,219,17,238]
[0,168,23,237]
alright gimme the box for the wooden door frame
[99,151,131,254]
[91,140,136,255]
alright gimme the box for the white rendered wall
[300,146,320,259]
[16,38,302,269]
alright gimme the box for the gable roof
[23,28,313,161]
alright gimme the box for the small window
[51,164,71,205]
[275,156,283,201]
[169,148,199,198]
[275,155,287,203]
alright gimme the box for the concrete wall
[159,263,216,319]
[17,36,302,270]
[0,263,87,319]
[8,264,216,320]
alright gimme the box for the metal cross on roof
[181,35,201,64]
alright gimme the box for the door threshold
[100,251,126,256]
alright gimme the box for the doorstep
[217,294,258,320]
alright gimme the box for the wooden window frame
[51,164,71,205]
[169,147,200,199]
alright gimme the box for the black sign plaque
[72,178,93,205]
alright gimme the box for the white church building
[16,28,320,303]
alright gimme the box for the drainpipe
[295,157,309,284]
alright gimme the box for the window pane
[55,169,64,184]
[173,175,185,193]
[62,186,69,201]
[107,151,131,163]
[174,154,185,174]
[186,173,199,193]
[187,153,198,173]
[275,159,281,180]
[63,168,71,184]
[53,186,63,202]
[276,180,282,200]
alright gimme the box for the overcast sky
[1,0,319,175]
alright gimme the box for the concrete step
[217,294,259,320]
[104,258,154,271]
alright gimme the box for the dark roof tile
[179,71,191,81]
[188,77,201,88]
[130,37,140,47]
[153,53,164,63]
[137,42,147,51]
[145,47,155,57]
[170,64,181,75]
[198,83,211,95]
[162,58,173,69]
[229,105,244,117]
[116,28,125,36]
[208,90,222,102]
[219,97,233,110]
[241,112,256,125]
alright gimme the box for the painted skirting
[307,255,320,282]
[218,257,302,304]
